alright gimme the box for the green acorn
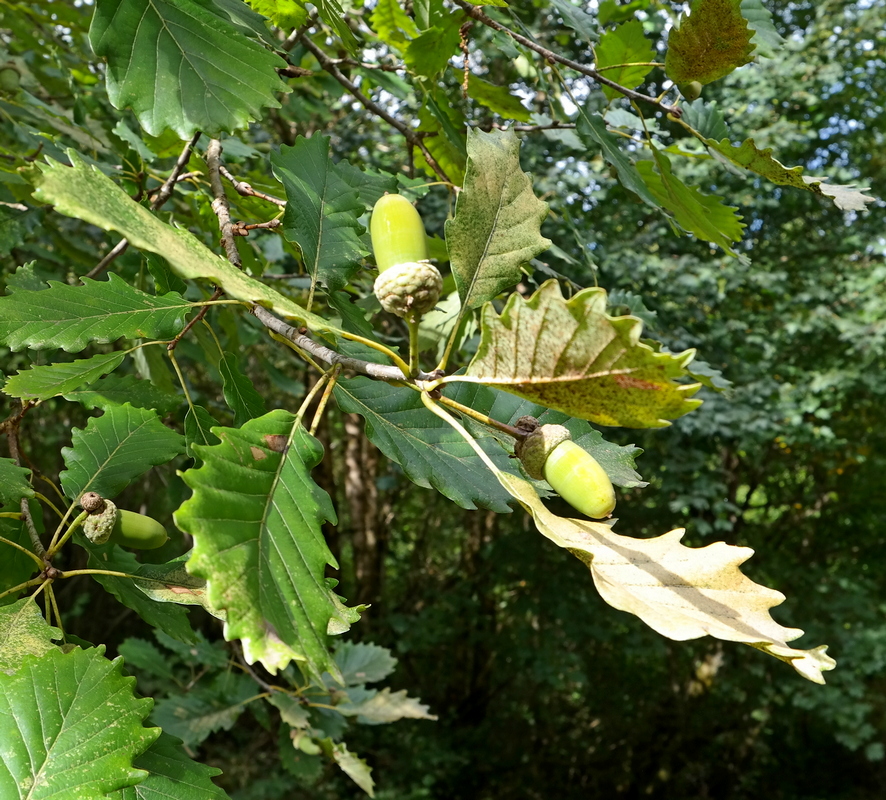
[370,194,442,319]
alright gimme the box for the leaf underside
[463,280,702,428]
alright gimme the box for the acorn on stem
[80,493,169,549]
[514,417,617,519]
[370,194,442,319]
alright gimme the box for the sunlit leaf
[32,151,343,334]
[637,147,746,258]
[0,646,160,798]
[595,20,655,100]
[445,128,550,311]
[665,0,755,85]
[0,599,61,673]
[495,470,837,684]
[459,280,701,428]
[177,411,359,679]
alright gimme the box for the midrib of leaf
[463,186,507,310]
[79,416,154,495]
[260,425,331,654]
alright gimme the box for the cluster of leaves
[1,0,880,796]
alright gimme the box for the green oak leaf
[177,410,359,680]
[0,458,33,508]
[219,352,267,426]
[370,0,420,46]
[0,599,61,673]
[637,146,746,258]
[467,75,532,121]
[113,731,231,800]
[4,351,127,401]
[0,519,37,608]
[0,274,189,352]
[89,0,290,137]
[665,0,755,85]
[64,373,181,414]
[673,126,877,211]
[740,0,784,58]
[60,403,185,500]
[0,646,160,798]
[151,672,256,748]
[32,151,343,335]
[271,137,368,294]
[445,128,550,312]
[595,20,655,100]
[334,641,398,685]
[458,280,702,428]
[575,105,660,208]
[82,539,199,644]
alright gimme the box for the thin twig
[206,139,241,270]
[452,1,681,118]
[5,411,45,558]
[231,219,283,236]
[299,36,454,184]
[85,131,203,279]
[252,305,436,382]
[219,165,287,206]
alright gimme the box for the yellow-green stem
[47,510,89,559]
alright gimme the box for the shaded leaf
[637,147,746,258]
[334,161,398,210]
[177,411,358,679]
[4,351,127,401]
[495,470,837,684]
[133,556,225,621]
[82,540,199,644]
[151,672,255,748]
[114,731,230,800]
[60,404,185,500]
[575,105,660,208]
[679,98,729,141]
[0,458,33,508]
[665,0,755,85]
[118,638,178,683]
[595,21,655,101]
[548,0,599,42]
[445,128,550,311]
[219,352,267,426]
[337,687,437,725]
[0,274,189,352]
[32,151,341,334]
[184,405,222,458]
[334,641,398,685]
[460,280,702,428]
[271,137,368,294]
[467,75,532,121]
[89,0,289,137]
[0,599,61,674]
[64,373,181,414]
[0,519,36,608]
[0,646,160,798]
[333,378,519,512]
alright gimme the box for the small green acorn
[370,194,442,319]
[679,81,703,101]
[515,417,616,519]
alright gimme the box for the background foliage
[1,0,885,798]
